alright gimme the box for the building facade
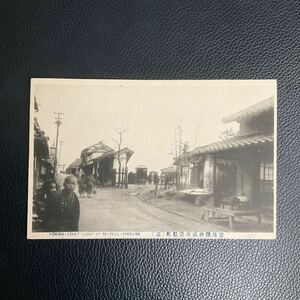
[175,97,274,213]
[66,158,82,176]
[80,141,133,187]
[33,99,54,191]
[160,166,176,186]
[135,165,148,184]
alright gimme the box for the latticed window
[260,162,273,192]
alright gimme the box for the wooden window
[260,162,273,192]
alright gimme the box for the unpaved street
[79,186,217,232]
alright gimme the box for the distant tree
[182,142,189,154]
[112,127,126,187]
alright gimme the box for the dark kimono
[85,175,96,195]
[78,178,86,195]
[58,189,80,231]
[42,191,61,232]
[35,189,61,232]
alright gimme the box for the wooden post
[118,165,121,187]
[205,209,209,222]
[121,167,124,188]
[257,214,261,226]
[125,167,128,189]
[213,155,218,207]
[213,155,217,191]
[229,216,234,230]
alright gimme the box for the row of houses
[33,99,54,191]
[67,143,159,187]
[66,141,134,187]
[174,97,274,213]
[66,96,274,216]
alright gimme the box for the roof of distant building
[93,147,134,162]
[67,158,82,169]
[81,141,114,155]
[161,166,176,173]
[136,165,147,169]
[222,96,274,123]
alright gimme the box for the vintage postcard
[27,79,276,239]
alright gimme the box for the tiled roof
[93,150,115,161]
[118,147,134,161]
[118,147,134,155]
[191,134,273,155]
[222,96,274,123]
[34,117,50,158]
[34,96,39,112]
[161,166,176,173]
[136,165,147,169]
[93,147,134,162]
[81,141,114,154]
[68,158,82,168]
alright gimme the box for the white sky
[32,80,276,172]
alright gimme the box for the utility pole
[53,112,64,174]
[176,126,183,188]
[174,129,178,158]
[194,126,200,148]
[59,140,63,166]
[174,128,178,187]
[177,126,182,159]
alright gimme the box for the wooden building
[66,158,82,176]
[175,97,274,213]
[135,165,148,184]
[80,141,133,187]
[33,104,53,191]
[147,171,158,184]
[160,166,176,186]
[128,172,137,184]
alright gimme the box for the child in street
[58,175,80,231]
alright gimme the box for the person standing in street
[58,175,80,231]
[154,174,159,196]
[147,174,152,185]
[85,174,96,198]
[78,175,86,197]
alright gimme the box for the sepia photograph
[28,79,276,239]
